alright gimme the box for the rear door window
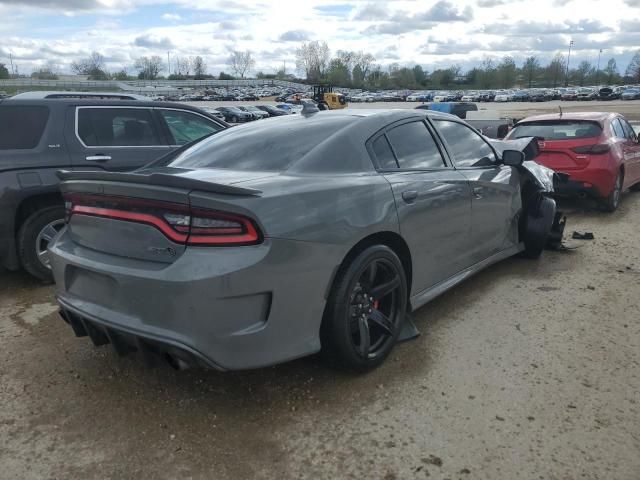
[620,119,638,141]
[0,105,49,150]
[371,135,397,169]
[611,118,626,139]
[434,120,497,168]
[385,121,446,170]
[77,107,163,147]
[158,109,223,145]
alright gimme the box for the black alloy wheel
[322,245,407,372]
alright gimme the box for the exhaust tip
[164,353,190,370]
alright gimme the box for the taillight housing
[63,193,262,246]
[571,144,611,154]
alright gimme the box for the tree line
[5,44,640,89]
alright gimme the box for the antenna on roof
[558,105,563,118]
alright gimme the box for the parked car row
[401,86,640,103]
[200,104,301,123]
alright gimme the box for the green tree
[545,53,566,87]
[218,71,234,80]
[413,65,427,86]
[625,50,640,83]
[479,57,496,88]
[326,58,350,86]
[496,56,517,88]
[352,64,365,88]
[604,58,618,84]
[575,60,594,86]
[522,56,540,88]
[112,69,130,80]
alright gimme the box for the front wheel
[17,206,66,282]
[602,170,623,212]
[321,245,408,372]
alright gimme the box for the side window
[0,105,49,150]
[611,118,626,139]
[159,109,223,145]
[619,119,637,141]
[371,135,397,169]
[77,108,162,147]
[385,121,445,169]
[434,120,497,168]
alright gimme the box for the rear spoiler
[56,170,262,196]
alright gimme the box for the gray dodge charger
[49,108,559,372]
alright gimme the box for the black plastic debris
[572,231,594,240]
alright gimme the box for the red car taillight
[571,144,611,154]
[63,193,262,246]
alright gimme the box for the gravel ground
[1,189,639,479]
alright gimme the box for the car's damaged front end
[490,136,567,253]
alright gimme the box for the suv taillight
[63,193,262,246]
[571,144,610,154]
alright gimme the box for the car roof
[8,91,152,101]
[1,98,213,110]
[516,111,618,124]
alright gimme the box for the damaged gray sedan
[49,109,560,373]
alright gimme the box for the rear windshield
[0,105,49,149]
[166,115,355,171]
[510,121,602,140]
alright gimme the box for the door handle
[473,187,483,199]
[402,190,418,203]
[85,155,112,162]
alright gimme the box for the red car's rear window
[510,121,602,140]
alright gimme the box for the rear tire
[321,245,407,372]
[602,170,623,212]
[17,206,65,282]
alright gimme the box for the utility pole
[9,52,15,76]
[596,48,603,86]
[565,40,574,87]
[167,51,171,76]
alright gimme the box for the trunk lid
[59,168,265,263]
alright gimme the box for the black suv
[0,92,228,281]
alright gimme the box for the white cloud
[162,13,181,21]
[0,0,639,76]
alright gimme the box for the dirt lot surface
[2,187,640,479]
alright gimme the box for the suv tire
[17,206,65,282]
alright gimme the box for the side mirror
[502,149,525,166]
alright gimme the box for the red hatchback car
[506,112,640,211]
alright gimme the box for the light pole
[596,48,603,86]
[565,40,574,87]
[167,51,171,76]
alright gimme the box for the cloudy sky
[1,0,639,76]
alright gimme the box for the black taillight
[571,144,610,154]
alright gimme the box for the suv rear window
[510,121,602,140]
[0,105,49,150]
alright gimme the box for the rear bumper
[553,178,602,198]
[50,229,343,370]
[58,300,223,370]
